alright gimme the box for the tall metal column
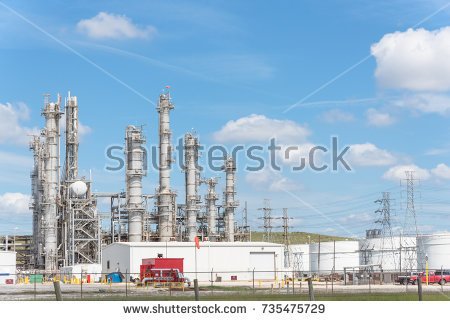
[223,157,238,242]
[125,126,146,242]
[184,133,200,241]
[204,178,219,241]
[157,91,176,241]
[42,97,62,271]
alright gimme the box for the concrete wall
[0,252,16,285]
[102,242,284,282]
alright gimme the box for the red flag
[194,236,200,249]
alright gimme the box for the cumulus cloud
[320,109,355,123]
[366,108,395,126]
[0,193,31,216]
[347,143,397,167]
[372,27,450,91]
[393,93,450,115]
[431,163,450,180]
[382,164,431,181]
[0,102,39,145]
[213,114,310,144]
[245,169,299,192]
[77,12,157,40]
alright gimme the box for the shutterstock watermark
[104,136,351,173]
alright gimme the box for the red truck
[140,258,191,287]
[409,270,450,285]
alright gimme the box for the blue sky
[1,0,450,238]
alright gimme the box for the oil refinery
[0,89,449,287]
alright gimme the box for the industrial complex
[0,89,449,289]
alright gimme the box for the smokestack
[125,126,146,242]
[204,178,219,241]
[223,156,238,242]
[157,91,176,241]
[184,133,200,241]
[42,96,62,271]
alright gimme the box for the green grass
[250,232,352,244]
[72,291,450,301]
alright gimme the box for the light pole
[13,227,19,252]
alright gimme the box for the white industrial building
[417,234,450,270]
[0,251,16,285]
[102,242,284,282]
[309,241,360,274]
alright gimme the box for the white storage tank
[417,234,450,270]
[310,241,360,274]
[359,236,417,272]
[290,244,310,273]
[0,251,16,285]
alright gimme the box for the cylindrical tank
[310,241,360,274]
[359,236,416,272]
[417,234,450,270]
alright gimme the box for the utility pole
[258,199,273,243]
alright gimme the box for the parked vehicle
[397,272,421,285]
[140,258,191,287]
[409,270,450,285]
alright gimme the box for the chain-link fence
[0,269,449,301]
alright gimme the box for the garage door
[250,252,275,280]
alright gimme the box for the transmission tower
[258,199,273,242]
[279,208,293,268]
[402,171,420,271]
[374,192,397,270]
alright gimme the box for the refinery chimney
[184,133,200,241]
[125,126,146,242]
[157,91,176,241]
[42,96,62,271]
[223,157,238,242]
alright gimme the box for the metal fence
[0,270,449,301]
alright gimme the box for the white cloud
[347,143,397,167]
[372,27,450,91]
[0,193,31,216]
[382,164,431,181]
[245,169,299,192]
[366,108,395,126]
[431,163,450,180]
[320,109,355,123]
[77,12,157,40]
[213,114,310,144]
[0,102,39,145]
[393,93,450,115]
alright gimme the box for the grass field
[77,291,450,301]
[249,231,352,244]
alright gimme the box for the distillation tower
[223,156,238,242]
[29,136,44,268]
[203,178,219,241]
[184,133,200,241]
[125,126,146,242]
[62,94,100,266]
[42,97,62,271]
[156,92,177,241]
